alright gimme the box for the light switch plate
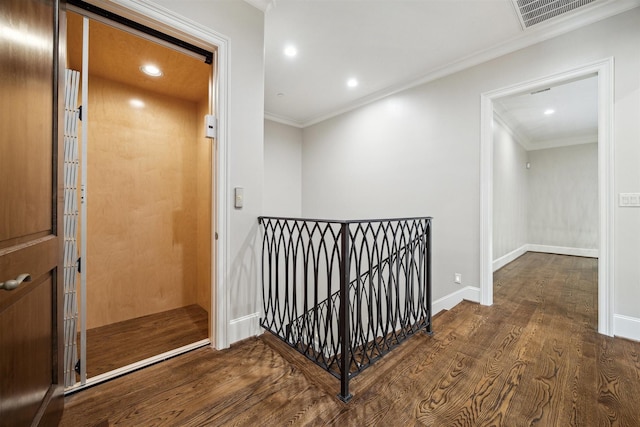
[234,187,244,209]
[619,193,640,207]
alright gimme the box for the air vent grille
[513,0,597,28]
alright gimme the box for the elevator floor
[83,304,208,378]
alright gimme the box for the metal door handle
[0,273,31,291]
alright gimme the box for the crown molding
[280,0,640,128]
[527,133,598,151]
[244,0,276,13]
[493,110,533,150]
[264,112,304,128]
[493,111,597,151]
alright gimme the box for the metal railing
[259,216,432,401]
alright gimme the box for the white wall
[528,143,598,250]
[493,118,529,261]
[492,117,598,266]
[263,119,302,216]
[301,9,640,330]
[302,78,480,302]
[148,0,265,344]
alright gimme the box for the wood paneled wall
[86,75,207,329]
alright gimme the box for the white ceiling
[493,75,599,151]
[259,0,639,128]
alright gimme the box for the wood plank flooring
[61,253,640,426]
[83,304,208,378]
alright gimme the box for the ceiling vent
[512,0,598,28]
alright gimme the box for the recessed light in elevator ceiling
[140,64,163,77]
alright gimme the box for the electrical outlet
[454,273,462,284]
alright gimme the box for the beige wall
[86,75,208,329]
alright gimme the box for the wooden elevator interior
[66,11,214,380]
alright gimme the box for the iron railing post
[338,221,352,402]
[426,219,433,335]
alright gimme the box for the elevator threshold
[67,304,209,393]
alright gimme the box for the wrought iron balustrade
[258,216,432,401]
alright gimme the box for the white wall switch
[234,187,244,209]
[454,273,462,284]
[619,193,640,207]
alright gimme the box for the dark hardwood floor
[83,304,208,378]
[61,253,640,426]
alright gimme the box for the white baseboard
[526,244,598,258]
[614,314,640,342]
[228,312,261,344]
[433,286,480,315]
[493,244,598,271]
[493,245,528,272]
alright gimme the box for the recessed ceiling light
[544,109,555,115]
[284,45,297,57]
[129,99,145,108]
[347,78,358,88]
[140,64,162,77]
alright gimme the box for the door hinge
[215,232,219,240]
[77,257,82,273]
[78,105,83,121]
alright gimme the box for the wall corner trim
[614,314,640,342]
[433,286,481,315]
[228,312,261,344]
[493,245,529,272]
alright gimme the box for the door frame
[479,58,614,336]
[88,0,231,349]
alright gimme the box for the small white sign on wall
[205,114,217,139]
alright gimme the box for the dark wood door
[0,0,64,425]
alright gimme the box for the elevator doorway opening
[64,8,216,390]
